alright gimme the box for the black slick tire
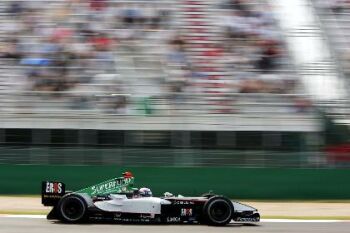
[202,196,234,226]
[57,194,87,223]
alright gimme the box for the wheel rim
[61,197,85,221]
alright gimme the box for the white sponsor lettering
[181,208,193,216]
[45,182,54,193]
[45,182,63,194]
[91,181,119,195]
[174,200,194,205]
[167,217,181,223]
[45,182,50,193]
[57,183,62,193]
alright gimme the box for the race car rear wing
[41,181,66,206]
[41,172,135,206]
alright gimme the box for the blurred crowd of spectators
[219,0,295,94]
[317,0,350,13]
[0,0,301,114]
[316,0,350,76]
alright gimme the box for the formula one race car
[41,172,260,226]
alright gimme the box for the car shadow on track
[227,223,260,227]
[50,220,260,228]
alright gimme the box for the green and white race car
[42,171,260,226]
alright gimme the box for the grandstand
[0,0,309,116]
[0,0,342,167]
[313,0,350,76]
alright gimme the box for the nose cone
[232,201,258,212]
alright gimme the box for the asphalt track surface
[0,217,349,233]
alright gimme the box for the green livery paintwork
[75,176,135,197]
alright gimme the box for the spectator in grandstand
[121,3,143,28]
[293,96,312,113]
[90,32,113,51]
[7,1,25,17]
[165,36,192,101]
[113,95,129,114]
[90,0,108,12]
[167,36,189,67]
[318,0,350,13]
[51,27,74,43]
[165,34,193,111]
[0,39,22,60]
[255,39,283,72]
[221,0,250,13]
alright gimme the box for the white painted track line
[0,215,349,223]
[260,219,349,223]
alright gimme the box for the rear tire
[202,196,234,226]
[57,194,87,223]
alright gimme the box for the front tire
[202,196,234,226]
[57,194,87,223]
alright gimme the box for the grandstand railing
[0,146,329,168]
[0,91,312,114]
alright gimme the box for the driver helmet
[122,171,133,178]
[138,187,152,197]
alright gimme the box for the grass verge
[0,210,49,215]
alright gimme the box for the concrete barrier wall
[1,165,350,199]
